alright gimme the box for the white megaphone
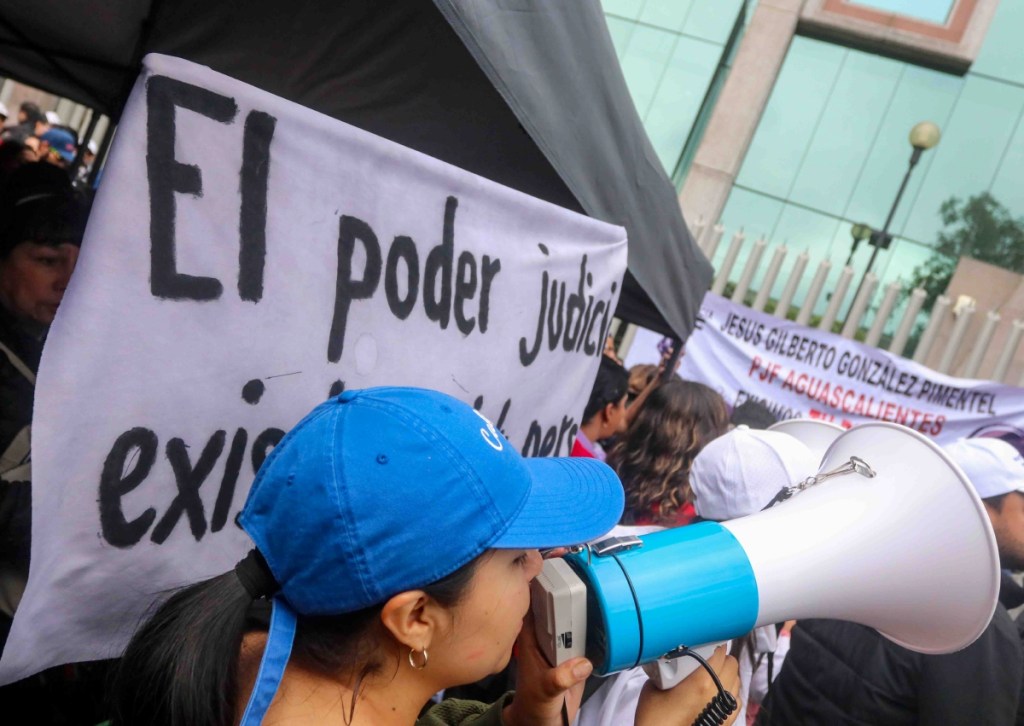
[532,422,1000,678]
[768,417,844,463]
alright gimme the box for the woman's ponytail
[110,551,277,726]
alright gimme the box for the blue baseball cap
[237,387,624,724]
[39,128,77,162]
[240,386,625,614]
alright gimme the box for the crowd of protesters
[0,101,98,192]
[0,96,1020,725]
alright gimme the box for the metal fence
[689,220,1024,386]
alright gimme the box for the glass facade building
[605,0,1024,326]
[602,0,746,177]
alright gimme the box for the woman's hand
[503,609,593,726]
[634,645,741,726]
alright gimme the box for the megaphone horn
[767,417,844,463]
[731,421,998,654]
[534,422,1000,674]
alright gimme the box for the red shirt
[571,438,597,458]
[633,501,696,527]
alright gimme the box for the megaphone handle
[641,642,720,689]
[641,643,738,726]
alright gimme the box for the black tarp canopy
[0,0,711,340]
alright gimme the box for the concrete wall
[925,257,1024,382]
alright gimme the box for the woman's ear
[379,590,449,651]
[600,400,624,437]
[600,401,617,428]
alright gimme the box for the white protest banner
[629,293,1024,442]
[0,54,626,682]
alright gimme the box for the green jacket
[98,691,514,726]
[417,692,514,726]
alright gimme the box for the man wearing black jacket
[758,436,1024,726]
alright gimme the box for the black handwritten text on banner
[0,54,626,683]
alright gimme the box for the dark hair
[607,379,728,525]
[583,356,629,424]
[19,102,45,126]
[983,492,1009,512]
[110,554,481,726]
[0,141,26,180]
[729,399,779,430]
[0,162,84,256]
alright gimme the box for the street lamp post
[851,121,941,305]
[846,222,872,267]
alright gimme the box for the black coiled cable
[693,690,738,726]
[667,646,739,726]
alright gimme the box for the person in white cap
[758,436,1024,726]
[74,139,100,189]
[690,428,817,523]
[690,428,818,725]
[948,437,1024,611]
[951,438,1024,572]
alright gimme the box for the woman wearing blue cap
[110,387,737,725]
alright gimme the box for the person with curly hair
[606,379,728,526]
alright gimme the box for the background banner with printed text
[627,293,1024,443]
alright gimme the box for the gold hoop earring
[408,647,429,670]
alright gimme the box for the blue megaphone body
[564,523,757,673]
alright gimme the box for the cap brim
[492,457,624,548]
